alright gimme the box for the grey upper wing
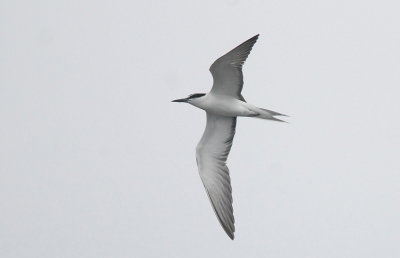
[196,112,237,239]
[209,34,259,99]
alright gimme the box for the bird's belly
[199,98,256,117]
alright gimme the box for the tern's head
[172,93,206,104]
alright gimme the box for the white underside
[189,93,260,117]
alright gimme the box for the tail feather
[268,116,287,123]
[253,107,288,122]
[260,108,288,117]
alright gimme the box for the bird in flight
[172,34,287,240]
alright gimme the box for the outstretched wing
[196,112,237,239]
[209,34,259,99]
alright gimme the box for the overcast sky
[1,0,399,257]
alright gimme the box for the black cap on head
[187,93,206,99]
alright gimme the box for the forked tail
[252,107,288,122]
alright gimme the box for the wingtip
[252,34,260,40]
[245,34,259,43]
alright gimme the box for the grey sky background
[1,0,399,257]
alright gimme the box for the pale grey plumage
[196,35,259,240]
[172,34,286,240]
[210,34,259,100]
[196,113,236,239]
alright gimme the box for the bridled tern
[172,34,287,240]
